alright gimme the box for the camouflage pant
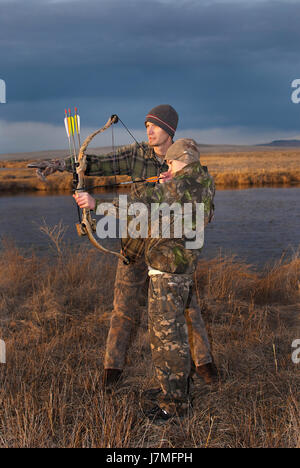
[104,258,212,370]
[148,272,193,415]
[104,257,148,370]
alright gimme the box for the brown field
[0,230,299,448]
[0,148,300,192]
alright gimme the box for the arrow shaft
[75,112,81,149]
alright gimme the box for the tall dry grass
[1,149,300,192]
[0,232,299,448]
[201,150,300,186]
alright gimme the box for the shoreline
[1,148,300,193]
[0,169,299,194]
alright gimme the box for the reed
[0,234,299,447]
[1,149,300,192]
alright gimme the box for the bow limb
[76,115,119,186]
[77,115,119,163]
[81,208,129,263]
[75,115,130,264]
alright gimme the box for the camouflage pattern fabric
[132,160,215,226]
[145,239,199,274]
[104,257,148,370]
[122,161,215,274]
[104,257,211,371]
[27,159,66,182]
[148,273,193,415]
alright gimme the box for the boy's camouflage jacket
[121,161,215,274]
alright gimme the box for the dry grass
[0,166,122,193]
[1,149,300,192]
[200,150,300,187]
[0,233,299,448]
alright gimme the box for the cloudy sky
[0,0,300,153]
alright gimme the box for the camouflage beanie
[165,138,200,165]
[145,104,178,138]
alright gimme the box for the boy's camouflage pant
[148,272,192,415]
[104,258,212,371]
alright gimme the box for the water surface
[0,187,299,268]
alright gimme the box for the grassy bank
[206,149,300,187]
[1,149,300,193]
[0,234,299,447]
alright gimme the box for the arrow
[74,107,81,149]
[64,109,76,163]
[68,108,78,163]
[64,108,81,222]
[86,175,161,190]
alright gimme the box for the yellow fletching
[75,115,79,134]
[67,117,72,137]
[70,116,75,135]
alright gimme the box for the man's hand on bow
[27,159,66,182]
[73,192,96,210]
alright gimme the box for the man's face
[146,122,171,147]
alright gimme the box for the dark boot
[195,362,218,385]
[102,369,123,390]
[143,405,177,424]
[141,400,191,425]
[142,387,162,401]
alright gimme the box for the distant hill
[2,141,300,162]
[259,139,300,147]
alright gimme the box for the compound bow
[74,114,130,264]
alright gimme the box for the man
[30,105,216,388]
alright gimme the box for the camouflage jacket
[121,161,215,274]
[65,142,169,193]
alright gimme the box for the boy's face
[166,159,187,175]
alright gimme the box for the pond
[0,187,299,268]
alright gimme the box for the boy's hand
[159,170,173,183]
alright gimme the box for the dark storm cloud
[1,0,300,67]
[1,0,300,136]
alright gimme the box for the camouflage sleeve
[133,178,182,206]
[64,142,147,177]
[132,163,216,226]
[199,173,215,225]
[121,164,215,264]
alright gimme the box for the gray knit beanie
[145,104,178,138]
